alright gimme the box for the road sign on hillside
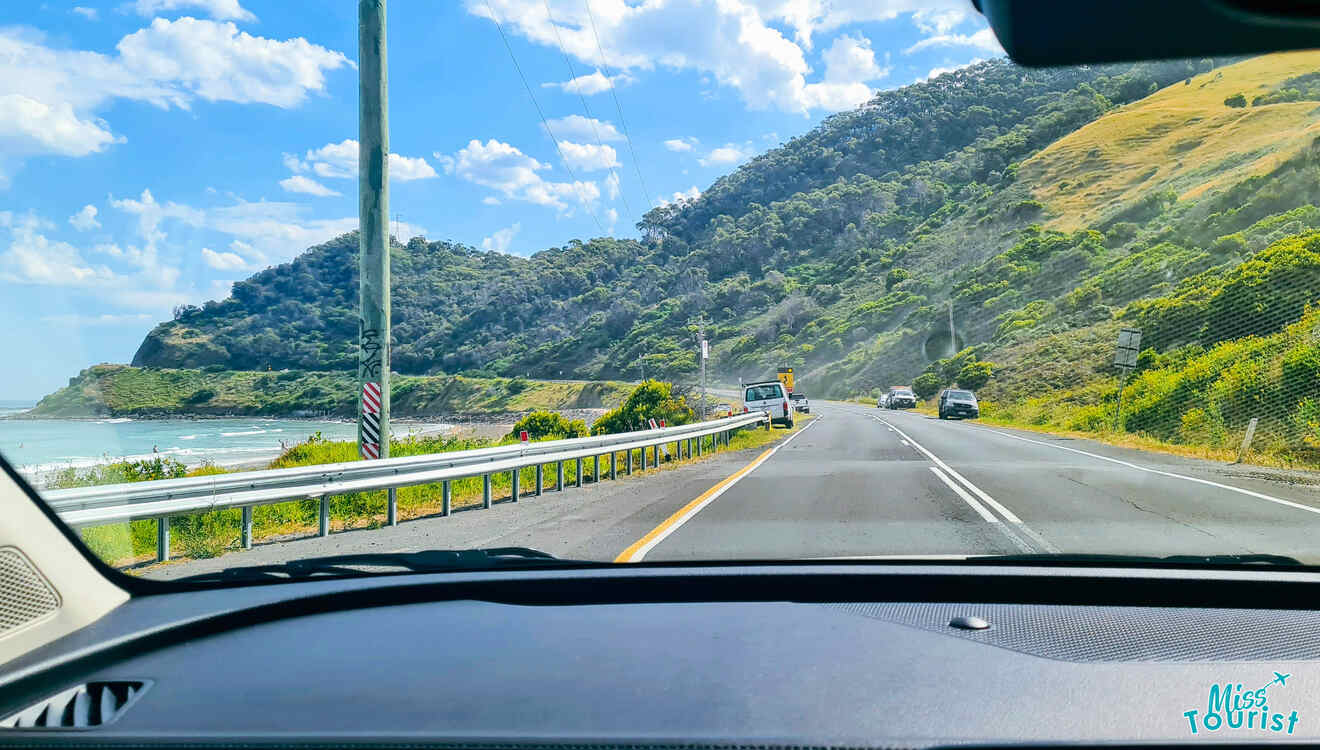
[1115,327,1142,369]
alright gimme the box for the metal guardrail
[46,413,769,562]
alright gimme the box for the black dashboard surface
[5,564,1320,747]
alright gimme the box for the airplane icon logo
[1273,672,1290,687]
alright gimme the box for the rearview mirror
[974,0,1320,66]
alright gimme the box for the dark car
[886,388,916,409]
[938,389,980,420]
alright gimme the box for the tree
[912,373,942,400]
[1224,93,1247,108]
[956,361,993,390]
[506,410,587,441]
[591,380,695,435]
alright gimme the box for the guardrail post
[627,449,633,474]
[387,488,397,526]
[575,458,583,488]
[156,517,170,562]
[241,506,253,549]
[535,464,544,495]
[318,496,330,536]
[511,467,520,502]
[557,460,565,490]
[610,451,617,480]
[641,445,649,470]
[442,480,451,516]
[593,455,600,483]
[483,474,492,508]
[653,445,660,466]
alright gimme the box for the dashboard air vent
[0,681,148,729]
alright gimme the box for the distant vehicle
[743,380,794,428]
[886,387,916,409]
[938,389,980,420]
[715,403,733,417]
[789,393,810,413]
[876,392,891,408]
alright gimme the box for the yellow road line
[614,418,819,562]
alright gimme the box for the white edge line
[929,466,997,523]
[883,418,1024,524]
[627,418,821,562]
[978,425,1320,518]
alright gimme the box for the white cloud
[698,143,754,167]
[559,141,620,172]
[657,185,701,206]
[481,222,521,253]
[0,213,115,286]
[605,207,619,228]
[801,34,888,111]
[131,0,257,23]
[904,27,1001,55]
[72,6,98,19]
[200,247,248,270]
[541,69,630,95]
[69,204,101,231]
[293,139,437,181]
[543,114,624,142]
[0,21,351,184]
[439,138,600,211]
[279,174,340,196]
[481,196,501,205]
[605,171,621,200]
[664,138,696,152]
[471,0,970,113]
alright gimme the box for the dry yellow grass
[1022,51,1320,230]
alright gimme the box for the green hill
[114,51,1320,458]
[27,365,633,419]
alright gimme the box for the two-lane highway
[629,401,1320,562]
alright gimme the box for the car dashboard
[2,563,1320,748]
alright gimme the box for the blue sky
[0,0,999,399]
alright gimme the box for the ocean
[0,402,451,486]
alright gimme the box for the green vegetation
[72,380,799,567]
[27,365,633,418]
[591,380,695,435]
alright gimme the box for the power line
[482,0,605,234]
[583,0,654,211]
[541,0,631,220]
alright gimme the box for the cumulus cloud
[292,139,437,181]
[69,204,100,231]
[801,34,888,111]
[471,0,972,113]
[698,143,754,167]
[657,185,701,206]
[559,141,620,172]
[924,58,986,81]
[279,174,340,196]
[481,222,521,254]
[0,20,351,184]
[543,114,624,142]
[604,171,621,200]
[664,137,697,152]
[200,247,248,270]
[437,139,600,211]
[541,69,630,95]
[904,27,1001,54]
[131,0,257,22]
[72,6,98,19]
[0,213,114,286]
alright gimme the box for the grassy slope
[27,365,634,418]
[1024,51,1320,230]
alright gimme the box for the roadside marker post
[1113,327,1142,432]
[1236,417,1260,464]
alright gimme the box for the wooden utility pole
[357,0,390,472]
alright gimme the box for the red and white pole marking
[361,381,382,459]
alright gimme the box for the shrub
[592,380,695,435]
[912,373,942,400]
[957,361,994,390]
[1224,93,1247,108]
[184,388,217,405]
[506,410,587,441]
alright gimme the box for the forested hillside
[136,54,1233,389]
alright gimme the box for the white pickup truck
[742,380,794,428]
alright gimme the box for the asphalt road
[145,401,1320,579]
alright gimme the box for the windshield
[8,3,1320,582]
